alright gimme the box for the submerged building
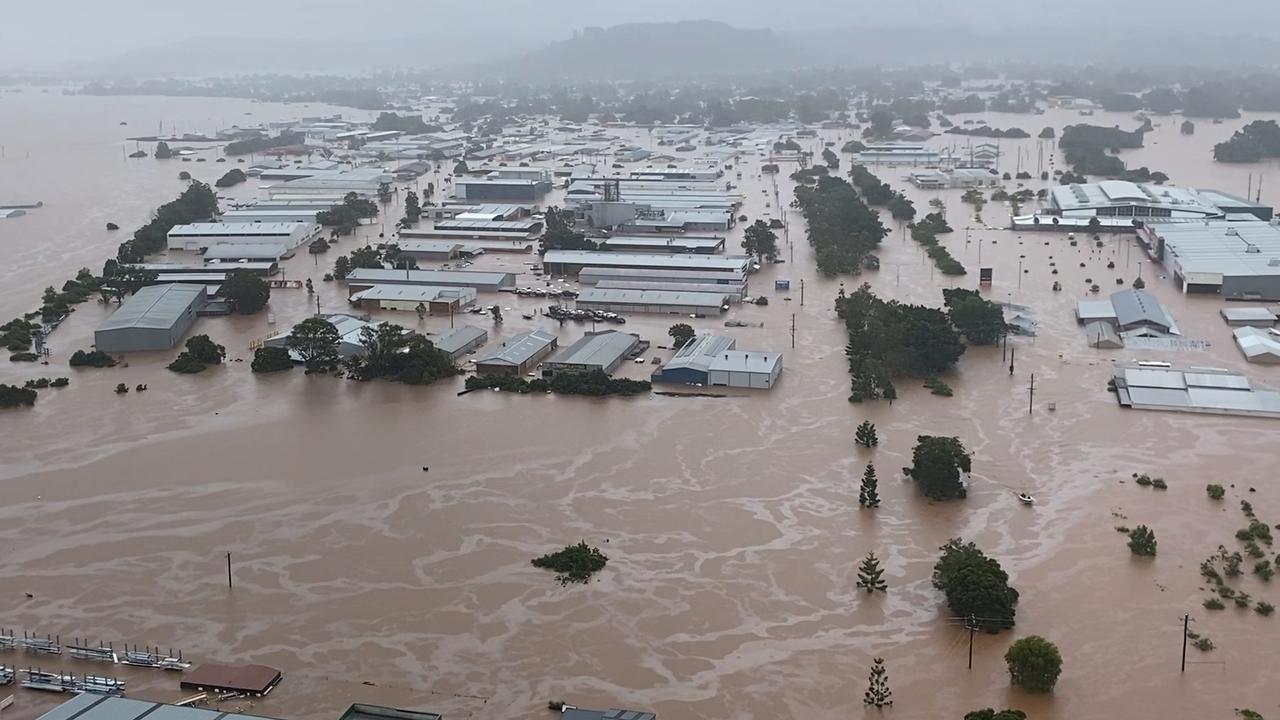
[1137,220,1280,300]
[94,283,206,353]
[474,329,558,376]
[542,330,644,376]
[1112,364,1280,419]
[652,334,783,389]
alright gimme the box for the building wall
[457,183,545,202]
[1220,275,1280,301]
[576,300,723,315]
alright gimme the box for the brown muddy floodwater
[2,92,1280,720]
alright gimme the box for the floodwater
[2,92,1280,720]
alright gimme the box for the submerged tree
[1004,635,1062,692]
[863,657,892,708]
[1128,525,1158,556]
[858,462,881,508]
[856,552,888,593]
[855,420,878,447]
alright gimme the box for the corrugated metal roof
[545,250,750,272]
[548,330,640,368]
[1111,289,1173,330]
[168,223,306,236]
[662,334,737,373]
[36,695,277,720]
[476,329,557,366]
[351,284,476,303]
[431,325,488,354]
[577,288,730,308]
[99,284,204,331]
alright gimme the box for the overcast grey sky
[4,0,1279,70]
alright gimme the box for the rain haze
[5,2,1280,720]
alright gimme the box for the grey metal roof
[578,267,747,284]
[1234,326,1280,361]
[203,242,290,259]
[395,240,465,254]
[476,329,557,366]
[351,284,476,303]
[168,223,305,236]
[545,250,750,272]
[600,235,725,251]
[1076,299,1117,322]
[35,693,276,720]
[1111,289,1173,330]
[596,280,746,296]
[663,334,737,373]
[431,325,488,354]
[345,268,515,288]
[1152,220,1280,280]
[547,330,640,368]
[1114,364,1280,417]
[435,219,540,231]
[99,283,204,331]
[577,288,730,308]
[337,704,441,720]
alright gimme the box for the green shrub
[0,384,38,408]
[1256,601,1275,616]
[1150,478,1168,490]
[1192,637,1214,652]
[531,541,608,585]
[1004,636,1062,692]
[1127,525,1157,556]
[251,346,294,373]
[10,352,38,362]
[69,349,116,368]
[166,353,208,374]
[1206,484,1226,500]
[1203,597,1225,610]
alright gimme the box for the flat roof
[35,692,277,720]
[548,330,641,367]
[545,250,750,272]
[337,704,441,720]
[1149,220,1280,279]
[99,283,204,331]
[435,219,540,231]
[203,242,290,259]
[600,235,725,250]
[578,267,747,284]
[352,284,476,303]
[476,329,557,366]
[169,222,307,236]
[1114,364,1280,417]
[181,662,282,694]
[596,279,746,296]
[395,240,465,253]
[577,287,729,308]
[345,268,515,287]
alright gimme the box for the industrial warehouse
[578,267,749,287]
[543,250,752,277]
[349,285,476,314]
[344,268,516,292]
[474,329,559,376]
[652,334,783,389]
[430,325,489,360]
[541,330,645,376]
[598,235,727,253]
[1137,220,1280,300]
[94,283,206,353]
[576,288,731,315]
[166,222,321,251]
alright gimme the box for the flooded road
[2,94,1279,720]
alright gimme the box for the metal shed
[542,330,644,376]
[94,284,206,353]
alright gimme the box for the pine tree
[859,462,881,508]
[863,657,892,708]
[856,420,879,448]
[857,552,888,593]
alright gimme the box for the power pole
[800,279,805,306]
[967,614,977,669]
[790,313,796,349]
[1009,346,1015,376]
[1028,372,1035,415]
[1181,613,1190,672]
[226,552,233,590]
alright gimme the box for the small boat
[1017,492,1035,505]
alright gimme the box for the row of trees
[224,131,304,156]
[117,181,220,261]
[167,335,226,374]
[909,212,965,276]
[835,284,965,402]
[793,176,886,275]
